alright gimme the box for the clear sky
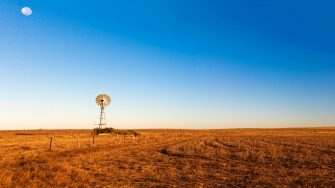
[0,0,334,130]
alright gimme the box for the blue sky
[0,0,334,129]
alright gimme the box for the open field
[0,128,334,187]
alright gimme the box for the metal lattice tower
[95,94,112,130]
[99,105,106,129]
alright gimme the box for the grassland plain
[0,128,334,187]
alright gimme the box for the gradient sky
[1,0,335,130]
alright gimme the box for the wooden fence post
[49,137,53,151]
[77,137,80,149]
[92,135,95,147]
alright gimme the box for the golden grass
[0,128,334,187]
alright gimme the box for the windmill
[95,94,112,132]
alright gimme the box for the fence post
[92,135,95,147]
[49,137,53,151]
[77,137,80,149]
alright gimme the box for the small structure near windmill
[94,93,113,135]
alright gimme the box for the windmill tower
[95,94,112,130]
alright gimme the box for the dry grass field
[0,128,334,187]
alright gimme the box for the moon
[21,7,32,16]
